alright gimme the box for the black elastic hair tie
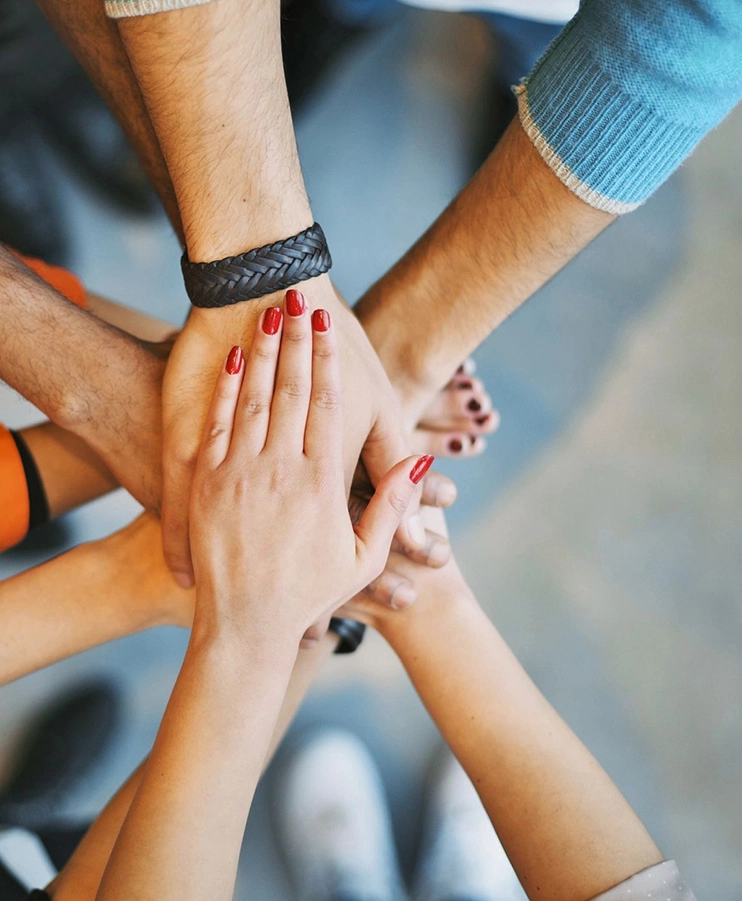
[10,430,50,530]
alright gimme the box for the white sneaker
[413,751,525,901]
[273,729,408,901]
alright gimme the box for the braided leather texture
[181,222,332,308]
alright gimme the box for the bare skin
[38,0,612,591]
[44,330,662,901]
[343,508,663,901]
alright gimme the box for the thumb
[361,412,427,551]
[355,455,435,578]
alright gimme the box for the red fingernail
[225,345,243,374]
[469,434,477,445]
[312,309,331,332]
[286,289,305,317]
[456,381,473,390]
[409,454,434,485]
[448,438,463,453]
[468,398,482,412]
[475,415,490,425]
[263,307,282,335]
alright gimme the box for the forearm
[355,120,613,413]
[117,0,309,262]
[48,633,336,900]
[0,537,164,687]
[377,583,661,901]
[19,422,118,519]
[97,633,297,900]
[0,248,163,509]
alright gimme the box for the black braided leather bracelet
[328,618,366,654]
[181,222,332,308]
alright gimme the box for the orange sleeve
[10,250,87,309]
[0,424,30,551]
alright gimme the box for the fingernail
[263,307,282,335]
[456,364,464,374]
[173,571,194,589]
[468,398,482,412]
[225,345,243,374]
[448,438,463,453]
[475,415,490,425]
[286,289,306,317]
[312,309,331,332]
[469,434,477,445]
[457,380,473,390]
[409,454,435,485]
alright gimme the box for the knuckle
[240,392,269,418]
[277,377,308,402]
[387,489,409,517]
[311,388,341,412]
[284,327,309,345]
[251,342,276,364]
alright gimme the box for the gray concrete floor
[1,10,741,899]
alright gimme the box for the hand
[188,297,434,644]
[338,506,472,632]
[162,278,429,589]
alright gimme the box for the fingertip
[261,306,283,336]
[225,345,243,374]
[390,582,417,610]
[311,309,331,332]
[406,512,427,550]
[173,570,195,589]
[409,454,435,485]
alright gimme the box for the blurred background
[0,2,741,898]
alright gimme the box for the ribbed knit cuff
[516,16,710,214]
[105,0,215,17]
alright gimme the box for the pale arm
[45,633,337,901]
[348,525,662,901]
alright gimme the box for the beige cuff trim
[105,0,216,18]
[515,84,641,216]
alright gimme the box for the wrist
[377,579,479,647]
[79,537,164,634]
[190,613,301,672]
[356,280,443,424]
[186,273,338,331]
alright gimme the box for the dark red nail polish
[263,307,282,335]
[468,398,482,412]
[225,345,243,374]
[469,434,477,445]
[457,381,473,390]
[312,309,331,332]
[409,454,434,485]
[475,415,490,425]
[448,438,463,453]
[286,289,305,317]
[456,364,464,374]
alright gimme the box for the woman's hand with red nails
[188,299,434,648]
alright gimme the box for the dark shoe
[0,103,69,265]
[33,65,159,218]
[0,681,121,831]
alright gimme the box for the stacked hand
[187,296,435,645]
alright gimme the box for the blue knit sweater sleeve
[516,0,742,213]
